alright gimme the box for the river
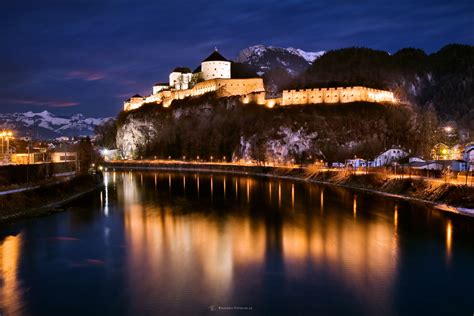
[0,171,473,315]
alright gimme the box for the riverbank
[105,160,474,217]
[0,174,104,223]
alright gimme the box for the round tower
[201,49,231,81]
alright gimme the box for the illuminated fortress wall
[124,78,265,111]
[239,86,395,108]
[124,84,395,111]
[280,86,395,106]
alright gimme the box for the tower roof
[193,65,202,73]
[172,67,192,73]
[131,94,143,98]
[202,50,227,62]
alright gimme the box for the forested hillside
[114,94,443,163]
[288,44,474,130]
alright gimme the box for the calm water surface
[1,171,474,316]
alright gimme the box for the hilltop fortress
[124,49,395,111]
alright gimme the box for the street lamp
[1,130,14,162]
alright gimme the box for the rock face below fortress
[117,94,413,163]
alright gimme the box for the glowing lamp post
[1,130,14,162]
[444,126,453,133]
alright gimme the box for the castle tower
[169,67,192,90]
[201,49,231,81]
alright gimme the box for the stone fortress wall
[124,78,266,111]
[125,84,395,111]
[123,49,395,112]
[241,86,395,108]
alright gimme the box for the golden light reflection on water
[0,234,24,316]
[320,189,324,213]
[223,176,226,196]
[291,184,295,209]
[269,181,272,201]
[235,178,238,199]
[353,195,357,218]
[278,182,282,208]
[123,203,267,308]
[446,220,453,262]
[246,178,250,203]
[394,205,398,228]
[116,172,401,311]
[197,175,200,196]
[211,175,214,198]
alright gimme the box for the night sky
[1,0,473,117]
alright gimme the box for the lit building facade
[124,49,396,111]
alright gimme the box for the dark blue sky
[1,0,473,117]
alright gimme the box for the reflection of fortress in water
[111,171,401,311]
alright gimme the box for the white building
[464,143,474,170]
[50,151,77,163]
[169,67,193,90]
[450,144,464,160]
[152,82,169,94]
[200,50,231,81]
[373,148,409,167]
[409,156,425,163]
[345,158,367,168]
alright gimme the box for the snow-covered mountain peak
[286,47,325,63]
[236,45,325,76]
[0,111,113,139]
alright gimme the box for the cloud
[5,98,79,108]
[65,70,106,81]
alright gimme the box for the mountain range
[0,111,112,139]
[236,45,325,76]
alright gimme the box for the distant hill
[0,110,113,139]
[236,45,325,94]
[236,45,325,76]
[295,44,474,130]
[234,44,474,130]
